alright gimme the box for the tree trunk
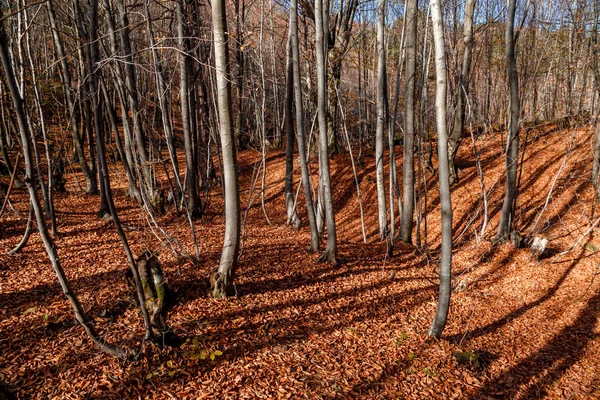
[315,0,337,263]
[177,0,202,218]
[400,0,417,244]
[211,0,241,298]
[428,0,453,339]
[291,0,319,252]
[496,0,521,241]
[284,31,301,230]
[447,0,476,185]
[592,0,600,201]
[375,0,388,240]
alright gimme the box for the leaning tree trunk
[496,0,521,241]
[400,0,418,244]
[447,0,476,185]
[211,0,241,298]
[315,0,337,263]
[428,0,453,339]
[375,0,388,240]
[0,11,124,357]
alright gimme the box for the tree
[315,0,337,263]
[400,0,418,244]
[291,0,319,251]
[284,25,301,230]
[211,0,241,297]
[177,0,202,219]
[496,0,522,241]
[447,0,476,185]
[428,0,453,339]
[375,0,388,240]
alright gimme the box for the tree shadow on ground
[470,287,600,399]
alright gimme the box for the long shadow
[471,288,600,399]
[0,268,127,322]
[448,249,582,344]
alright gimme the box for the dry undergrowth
[1,126,599,399]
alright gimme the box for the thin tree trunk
[496,0,521,241]
[448,0,476,185]
[211,0,241,297]
[177,0,201,218]
[428,0,453,339]
[291,0,319,251]
[375,0,388,240]
[400,0,417,243]
[315,0,337,263]
[284,30,301,229]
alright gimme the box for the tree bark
[315,0,337,263]
[291,0,319,252]
[375,0,388,240]
[428,0,453,339]
[400,0,417,244]
[496,0,521,241]
[211,0,241,297]
[284,31,301,230]
[177,0,202,218]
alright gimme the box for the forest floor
[1,124,600,399]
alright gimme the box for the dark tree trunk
[448,0,476,185]
[496,0,521,241]
[284,32,301,230]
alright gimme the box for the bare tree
[496,0,522,241]
[177,0,202,218]
[211,0,241,297]
[315,0,337,263]
[448,0,476,185]
[428,0,453,339]
[400,0,417,244]
[375,0,388,240]
[284,30,301,230]
[291,0,319,251]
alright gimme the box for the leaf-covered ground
[1,126,600,399]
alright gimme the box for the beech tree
[400,0,418,244]
[315,0,337,263]
[375,0,388,240]
[496,0,523,241]
[428,0,452,339]
[211,0,241,297]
